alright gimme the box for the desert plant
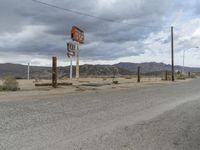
[125,76,132,79]
[0,76,19,91]
[176,74,186,80]
[112,67,119,82]
[112,80,119,84]
[188,73,196,78]
[102,77,107,81]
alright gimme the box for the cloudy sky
[0,0,200,67]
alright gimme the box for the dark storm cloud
[0,0,185,62]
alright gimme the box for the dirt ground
[0,77,199,150]
[0,77,191,101]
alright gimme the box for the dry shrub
[0,76,19,91]
[176,74,186,80]
[125,76,132,79]
[190,73,196,78]
[112,80,119,84]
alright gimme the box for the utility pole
[171,26,175,81]
[27,63,30,80]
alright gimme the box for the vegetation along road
[1,79,200,149]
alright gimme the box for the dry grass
[0,76,19,91]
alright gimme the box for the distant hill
[114,62,200,73]
[0,62,199,79]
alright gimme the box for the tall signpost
[67,42,76,79]
[70,26,84,79]
[76,43,80,78]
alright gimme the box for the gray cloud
[0,0,199,65]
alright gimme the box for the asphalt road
[1,79,200,150]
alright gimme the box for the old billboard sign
[70,26,84,44]
[67,42,76,57]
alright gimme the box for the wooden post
[165,70,168,81]
[137,66,141,83]
[70,56,73,79]
[188,72,191,78]
[27,63,30,80]
[52,56,57,88]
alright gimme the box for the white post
[70,57,73,79]
[27,63,30,80]
[76,42,80,79]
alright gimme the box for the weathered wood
[35,83,52,87]
[165,70,168,81]
[52,56,57,88]
[35,82,72,87]
[137,66,141,83]
[57,82,73,86]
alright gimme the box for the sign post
[70,56,73,79]
[76,42,80,78]
[70,26,84,79]
[67,42,76,79]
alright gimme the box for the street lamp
[182,46,199,74]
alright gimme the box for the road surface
[1,79,200,149]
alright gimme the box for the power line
[31,0,170,29]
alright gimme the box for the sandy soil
[0,77,189,102]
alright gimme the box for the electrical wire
[31,0,170,29]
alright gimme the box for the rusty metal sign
[67,42,76,51]
[67,42,76,58]
[70,26,84,44]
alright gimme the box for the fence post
[165,70,168,81]
[137,66,141,83]
[188,72,191,78]
[52,56,57,88]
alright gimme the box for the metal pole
[76,42,80,79]
[52,56,57,88]
[171,26,175,81]
[27,63,30,80]
[70,56,73,79]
